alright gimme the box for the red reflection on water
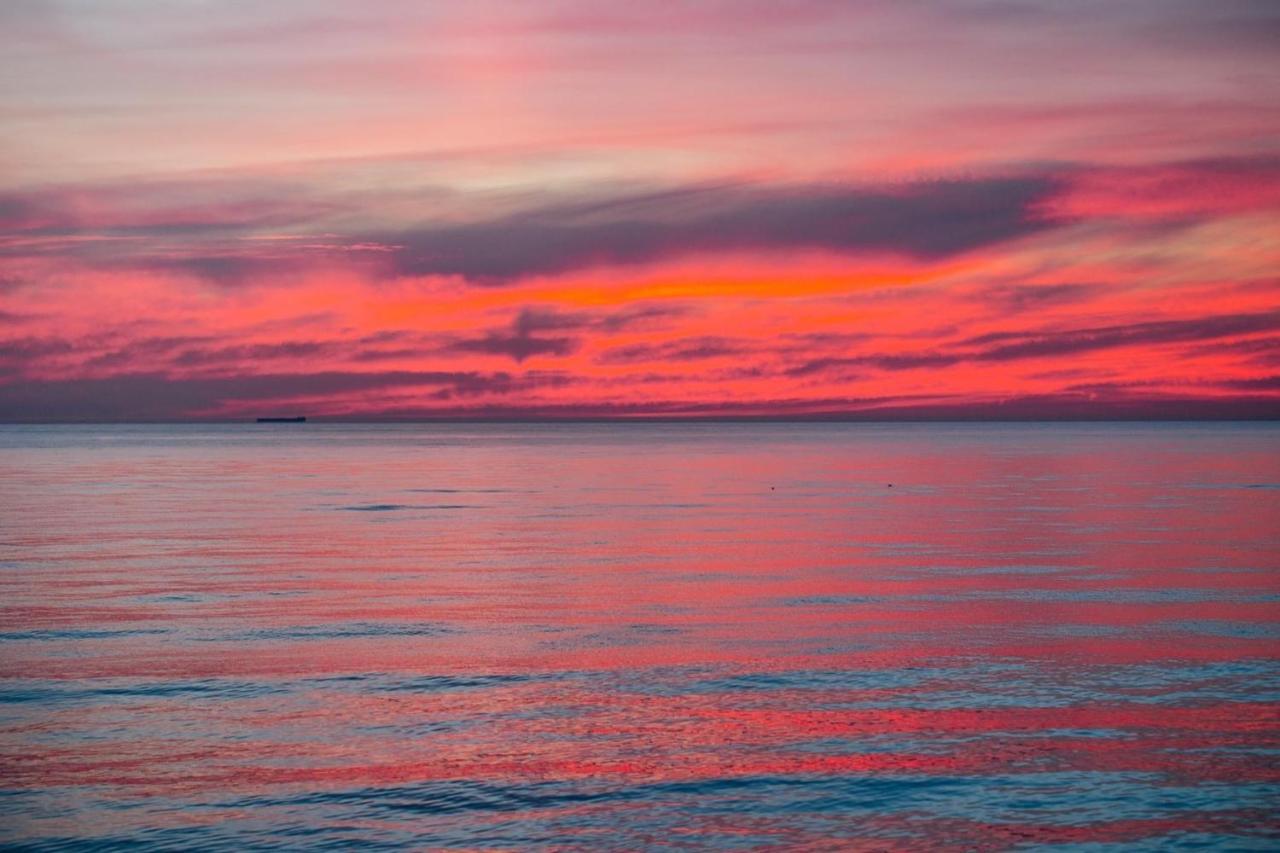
[2,424,1278,847]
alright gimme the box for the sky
[1,0,1278,420]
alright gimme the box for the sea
[1,422,1277,850]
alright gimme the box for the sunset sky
[2,0,1278,420]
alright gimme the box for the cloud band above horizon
[1,0,1277,420]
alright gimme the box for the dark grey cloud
[3,366,1273,422]
[0,370,572,421]
[599,337,754,364]
[0,335,81,365]
[596,309,1280,379]
[167,341,338,368]
[0,179,349,287]
[339,393,948,421]
[939,0,1280,56]
[299,392,1279,422]
[7,157,1274,288]
[0,303,687,380]
[144,255,301,287]
[1185,336,1280,368]
[774,311,1280,378]
[783,352,956,377]
[446,333,578,363]
[444,304,686,363]
[526,303,687,333]
[963,311,1280,362]
[963,282,1098,312]
[379,177,1057,283]
[3,334,347,374]
[1138,0,1280,52]
[855,392,1280,421]
[0,179,337,241]
[441,307,600,363]
[1218,375,1280,391]
[84,335,222,369]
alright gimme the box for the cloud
[1218,375,1280,391]
[598,337,754,364]
[1185,336,1280,368]
[1044,156,1280,221]
[0,335,81,365]
[253,391,1279,421]
[0,180,337,241]
[963,311,1280,362]
[8,157,1274,290]
[445,304,686,363]
[0,302,688,379]
[961,282,1099,312]
[446,333,578,363]
[0,177,365,286]
[165,341,339,368]
[143,255,304,287]
[782,352,956,377]
[378,177,1058,283]
[0,370,573,421]
[10,173,1055,287]
[776,311,1280,379]
[83,336,222,369]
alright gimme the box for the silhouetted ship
[256,416,307,423]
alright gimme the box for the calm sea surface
[1,423,1278,850]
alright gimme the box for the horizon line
[4,416,1278,425]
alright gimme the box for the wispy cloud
[1,1,1276,419]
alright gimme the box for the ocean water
[1,422,1277,850]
